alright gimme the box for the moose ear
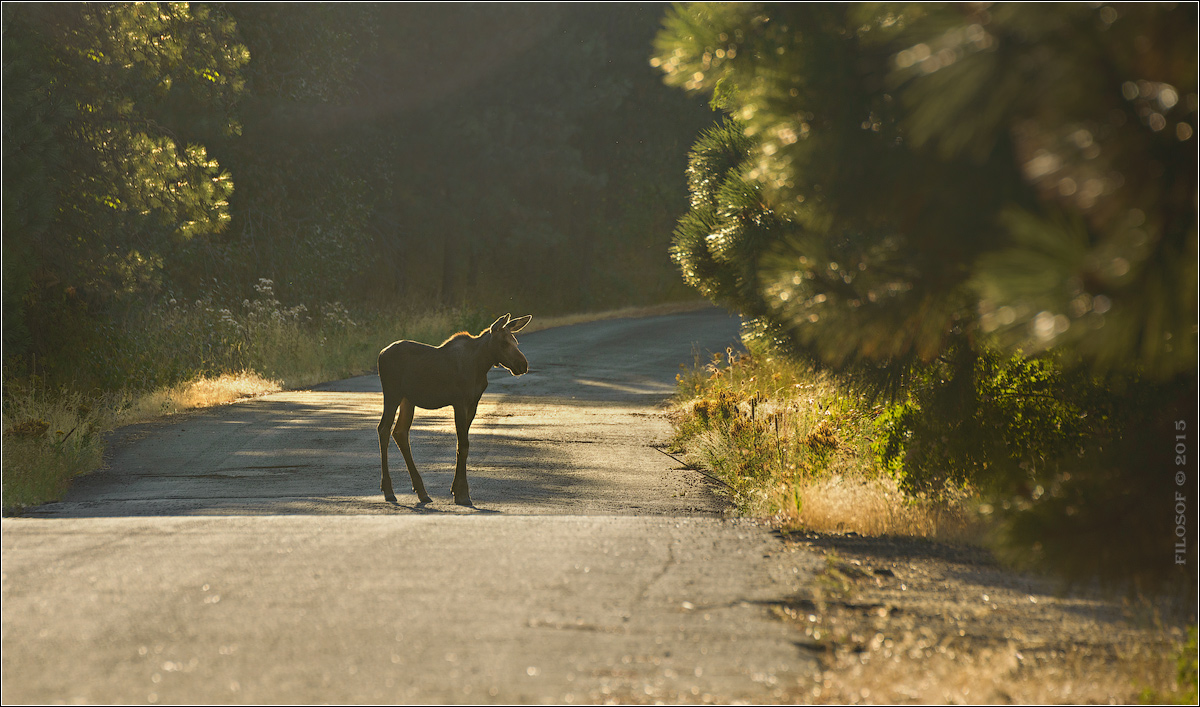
[506,314,532,332]
[490,314,511,332]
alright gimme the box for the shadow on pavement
[27,309,741,519]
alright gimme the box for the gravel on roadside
[766,530,1191,704]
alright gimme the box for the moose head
[489,313,531,376]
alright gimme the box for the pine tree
[656,3,1197,589]
[656,3,1196,379]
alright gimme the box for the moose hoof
[417,493,432,504]
[454,496,474,507]
[383,492,397,503]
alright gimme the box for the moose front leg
[393,399,432,504]
[451,402,478,506]
[378,398,400,502]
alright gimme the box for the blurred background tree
[656,3,1197,589]
[352,4,715,313]
[192,3,384,304]
[3,3,246,375]
[202,3,715,314]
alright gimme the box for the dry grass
[1,386,107,510]
[112,371,282,427]
[808,624,1181,704]
[776,474,982,546]
[2,372,283,512]
[669,345,982,545]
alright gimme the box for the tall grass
[46,279,489,393]
[669,344,981,542]
[1,280,491,512]
[2,385,107,509]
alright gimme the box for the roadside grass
[2,386,108,510]
[798,594,1188,704]
[668,344,981,543]
[1140,625,1199,705]
[669,338,1198,702]
[1,296,706,513]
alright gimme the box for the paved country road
[2,308,828,704]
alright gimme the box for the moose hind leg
[392,399,431,503]
[451,403,478,506]
[378,401,400,502]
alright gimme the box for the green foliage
[200,3,705,315]
[5,4,712,399]
[670,119,769,312]
[3,3,247,368]
[876,349,1094,495]
[656,3,1198,590]
[369,4,715,314]
[1176,626,1199,705]
[655,3,1196,378]
[871,341,1197,590]
[43,279,487,395]
[201,4,383,305]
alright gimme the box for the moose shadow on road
[30,393,705,518]
[28,309,742,519]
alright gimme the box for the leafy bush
[875,345,1196,590]
[669,341,980,539]
[876,348,1096,496]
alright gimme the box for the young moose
[377,313,532,506]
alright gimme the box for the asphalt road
[2,308,825,704]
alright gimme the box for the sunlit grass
[669,345,982,544]
[1,374,288,512]
[112,371,282,426]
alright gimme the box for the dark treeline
[3,3,715,388]
[217,4,716,310]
